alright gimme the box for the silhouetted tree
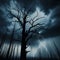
[6,1,47,60]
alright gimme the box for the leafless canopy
[6,1,46,43]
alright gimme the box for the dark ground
[0,56,60,60]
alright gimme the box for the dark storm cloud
[38,0,60,14]
[41,6,60,38]
[16,0,37,12]
[37,0,60,37]
[0,10,6,26]
[0,0,10,5]
[51,6,60,18]
[0,5,11,37]
[16,0,60,13]
[0,0,60,13]
[0,10,10,36]
[0,8,10,27]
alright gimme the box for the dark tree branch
[28,23,42,33]
[26,30,44,43]
[25,20,45,42]
[25,33,33,43]
[26,12,38,25]
[25,30,40,43]
[13,0,23,17]
[26,21,32,25]
[7,8,23,27]
[32,17,45,25]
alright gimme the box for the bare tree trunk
[20,17,26,60]
[20,38,26,60]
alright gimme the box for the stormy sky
[0,0,60,36]
[0,0,60,58]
